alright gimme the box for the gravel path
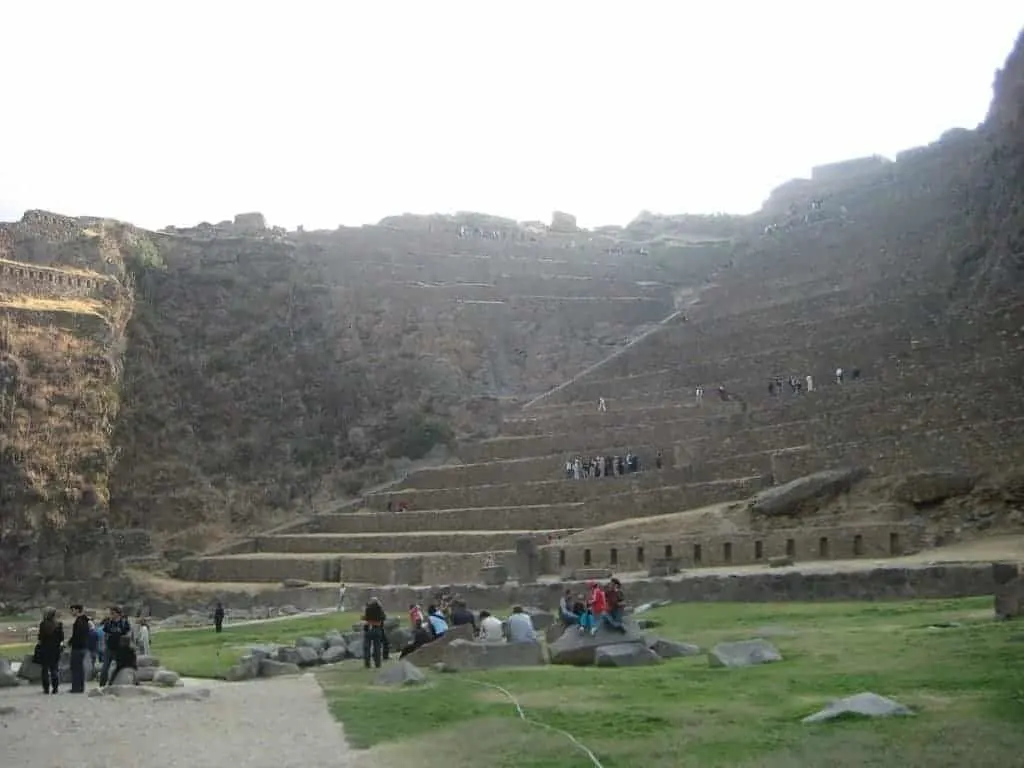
[0,674,359,768]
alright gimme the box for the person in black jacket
[68,604,91,693]
[361,598,386,669]
[36,607,65,695]
[98,607,131,687]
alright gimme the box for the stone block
[548,621,646,666]
[481,565,508,586]
[441,639,546,671]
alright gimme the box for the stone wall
[0,260,109,297]
[542,522,923,575]
[338,562,993,612]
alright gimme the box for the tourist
[108,634,138,685]
[408,602,426,628]
[602,578,626,633]
[558,589,577,626]
[35,607,64,695]
[450,600,477,632]
[477,610,504,643]
[361,597,386,669]
[213,602,225,633]
[835,367,844,384]
[586,580,608,636]
[68,604,90,694]
[399,621,432,658]
[136,618,151,657]
[88,619,101,667]
[695,385,703,404]
[426,606,448,638]
[597,396,607,412]
[337,582,347,612]
[98,607,130,687]
[506,606,537,643]
[806,374,814,392]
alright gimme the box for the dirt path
[0,674,358,768]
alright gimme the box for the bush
[385,412,454,460]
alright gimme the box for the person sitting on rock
[408,602,426,629]
[506,606,537,643]
[558,589,578,626]
[108,634,138,686]
[399,621,433,659]
[584,580,607,636]
[450,600,477,633]
[477,610,505,643]
[602,578,626,633]
[426,606,448,639]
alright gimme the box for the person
[213,602,225,633]
[558,589,578,626]
[337,582,347,612]
[136,618,151,657]
[477,610,504,643]
[408,603,426,628]
[602,578,626,632]
[399,621,432,659]
[506,606,537,643]
[362,597,386,669]
[99,607,130,687]
[35,607,64,695]
[108,634,138,685]
[426,606,448,639]
[585,581,607,636]
[68,604,90,694]
[450,600,477,632]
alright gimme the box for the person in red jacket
[584,580,607,636]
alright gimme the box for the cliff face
[956,30,1024,304]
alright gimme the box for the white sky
[1,3,1020,230]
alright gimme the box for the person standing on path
[68,604,90,693]
[98,607,130,687]
[213,602,225,633]
[35,607,64,695]
[362,597,386,669]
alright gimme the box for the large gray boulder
[595,644,662,668]
[109,668,138,686]
[548,622,647,666]
[225,655,260,682]
[708,639,782,668]
[321,645,348,665]
[152,669,182,687]
[441,639,546,671]
[802,692,913,723]
[137,655,160,668]
[751,468,868,517]
[258,659,301,677]
[646,638,701,658]
[891,470,976,506]
[375,661,426,687]
[296,636,327,652]
[0,659,19,687]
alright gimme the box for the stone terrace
[173,139,1024,591]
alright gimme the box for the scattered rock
[258,659,301,677]
[708,639,783,668]
[321,645,348,665]
[135,667,156,683]
[225,655,260,682]
[802,692,914,723]
[136,655,160,668]
[386,626,412,651]
[404,623,475,667]
[296,636,327,652]
[751,468,869,517]
[548,622,647,666]
[325,631,346,648]
[152,669,182,687]
[647,638,701,658]
[375,661,426,686]
[109,668,138,686]
[891,470,976,506]
[16,656,39,683]
[247,645,279,661]
[0,658,19,688]
[441,639,546,671]
[595,644,662,667]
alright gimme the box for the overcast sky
[1,3,1020,230]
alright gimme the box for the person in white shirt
[506,606,538,643]
[477,610,505,643]
[136,619,151,657]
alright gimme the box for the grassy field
[318,597,1024,768]
[0,612,358,678]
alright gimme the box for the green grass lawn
[1,612,358,678]
[318,597,1024,768]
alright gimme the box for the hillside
[1,31,1022,606]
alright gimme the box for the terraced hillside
[173,31,1024,593]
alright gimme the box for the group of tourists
[31,604,150,695]
[564,451,644,480]
[557,577,627,635]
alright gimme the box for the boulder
[325,631,346,648]
[16,656,39,682]
[296,636,327,652]
[258,659,301,677]
[374,660,426,687]
[386,626,412,652]
[109,668,138,686]
[708,639,782,668]
[545,623,568,644]
[891,471,977,506]
[750,468,868,517]
[647,638,701,658]
[404,623,475,667]
[595,644,662,668]
[0,658,19,688]
[548,621,647,666]
[802,692,914,723]
[321,645,348,665]
[295,647,321,667]
[137,655,160,668]
[225,655,260,682]
[135,666,156,683]
[441,639,546,671]
[152,669,182,687]
[529,611,555,631]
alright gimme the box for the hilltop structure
[0,31,1022,609]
